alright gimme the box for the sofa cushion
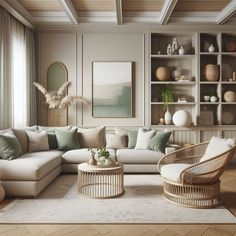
[77,126,105,148]
[0,150,63,181]
[26,130,50,152]
[106,134,127,149]
[160,163,191,183]
[12,129,28,153]
[149,131,172,153]
[62,148,116,164]
[116,149,164,164]
[135,128,156,150]
[0,130,23,160]
[201,136,235,162]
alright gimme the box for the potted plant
[97,148,111,165]
[161,84,175,125]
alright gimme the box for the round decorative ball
[155,67,170,81]
[224,91,236,102]
[0,185,5,201]
[173,110,191,127]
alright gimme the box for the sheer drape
[0,7,36,129]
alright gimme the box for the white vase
[0,185,5,201]
[178,46,185,55]
[164,109,172,125]
[210,96,218,102]
[208,44,215,53]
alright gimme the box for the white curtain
[0,7,36,129]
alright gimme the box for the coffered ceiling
[1,0,236,30]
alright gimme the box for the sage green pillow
[149,131,172,153]
[0,133,23,160]
[127,129,139,149]
[55,128,80,151]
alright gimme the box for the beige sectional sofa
[0,127,165,197]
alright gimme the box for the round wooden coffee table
[78,162,124,199]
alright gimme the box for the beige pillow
[135,128,156,150]
[12,129,28,153]
[106,134,127,149]
[26,130,49,152]
[77,126,105,148]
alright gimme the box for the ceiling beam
[216,0,236,24]
[0,0,35,30]
[114,0,122,25]
[159,0,178,25]
[57,0,79,24]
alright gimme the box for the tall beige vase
[205,64,219,81]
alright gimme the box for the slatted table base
[78,166,124,199]
[163,179,221,208]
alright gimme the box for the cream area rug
[0,175,236,224]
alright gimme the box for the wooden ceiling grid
[18,0,63,12]
[174,0,231,12]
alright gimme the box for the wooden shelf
[151,55,195,59]
[150,81,196,85]
[200,52,219,55]
[200,102,220,105]
[151,102,196,105]
[200,81,220,84]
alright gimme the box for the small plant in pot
[161,84,175,125]
[97,148,112,166]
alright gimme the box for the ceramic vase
[173,110,191,127]
[0,185,5,201]
[178,46,185,55]
[156,67,170,81]
[164,109,172,125]
[167,44,172,55]
[210,96,218,102]
[208,44,215,53]
[172,38,178,54]
[205,64,219,81]
[88,154,97,166]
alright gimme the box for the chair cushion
[116,149,164,164]
[201,136,235,162]
[62,148,116,164]
[0,150,63,181]
[161,163,191,183]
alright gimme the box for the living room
[1,0,236,235]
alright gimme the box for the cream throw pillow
[26,130,49,152]
[201,136,235,162]
[106,134,127,149]
[77,126,105,148]
[134,128,156,150]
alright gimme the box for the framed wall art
[92,61,134,118]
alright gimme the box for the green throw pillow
[128,129,139,149]
[149,131,172,153]
[55,128,80,151]
[0,134,23,160]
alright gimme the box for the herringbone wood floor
[0,165,236,236]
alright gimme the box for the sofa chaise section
[0,150,63,197]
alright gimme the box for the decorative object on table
[177,75,191,82]
[178,46,185,55]
[33,81,84,109]
[159,117,165,125]
[171,37,178,54]
[222,111,234,125]
[205,64,219,81]
[97,147,112,166]
[155,67,170,81]
[199,111,214,125]
[0,184,5,201]
[208,44,215,53]
[173,110,192,127]
[204,95,210,102]
[225,41,236,52]
[88,148,97,166]
[167,44,172,55]
[92,61,133,118]
[233,72,236,81]
[172,69,181,80]
[210,96,218,102]
[161,84,175,125]
[224,91,236,102]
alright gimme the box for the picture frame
[198,111,214,125]
[92,61,134,118]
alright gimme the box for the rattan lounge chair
[157,141,236,208]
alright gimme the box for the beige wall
[38,33,145,127]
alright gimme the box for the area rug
[0,175,236,224]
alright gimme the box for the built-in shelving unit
[150,32,236,145]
